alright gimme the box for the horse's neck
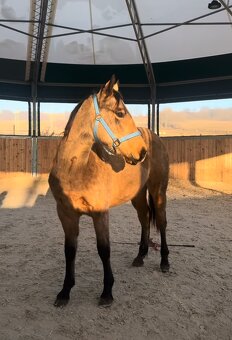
[59,98,94,168]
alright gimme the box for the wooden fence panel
[37,137,61,174]
[0,137,31,173]
[162,136,232,188]
[0,136,231,190]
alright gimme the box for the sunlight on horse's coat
[49,76,170,306]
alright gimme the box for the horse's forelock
[113,89,123,105]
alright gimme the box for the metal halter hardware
[92,94,141,151]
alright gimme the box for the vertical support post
[32,135,38,177]
[38,101,41,136]
[32,83,38,176]
[32,84,37,137]
[40,0,58,81]
[151,97,155,132]
[147,103,150,129]
[28,101,32,136]
[156,103,160,136]
[125,0,156,132]
[29,0,49,176]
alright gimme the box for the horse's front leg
[131,188,150,267]
[54,204,80,307]
[92,211,114,306]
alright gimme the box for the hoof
[54,297,69,307]
[160,261,170,273]
[99,294,113,307]
[54,290,70,307]
[132,256,144,267]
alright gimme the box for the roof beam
[218,0,232,16]
[46,26,136,42]
[40,0,58,81]
[144,4,232,39]
[25,1,41,81]
[1,19,232,26]
[32,0,49,87]
[0,22,36,38]
[26,1,56,83]
[125,0,156,130]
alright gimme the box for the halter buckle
[96,115,102,121]
[113,139,121,148]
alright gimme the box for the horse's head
[93,75,147,165]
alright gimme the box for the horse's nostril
[139,148,147,162]
[128,148,147,165]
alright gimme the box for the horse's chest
[69,193,94,212]
[64,186,109,213]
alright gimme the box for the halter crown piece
[92,94,141,152]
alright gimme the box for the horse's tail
[148,192,158,231]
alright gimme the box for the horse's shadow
[0,191,7,208]
[92,144,126,172]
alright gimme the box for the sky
[0,98,232,116]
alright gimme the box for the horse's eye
[115,111,124,118]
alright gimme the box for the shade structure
[0,0,232,104]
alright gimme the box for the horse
[48,75,170,307]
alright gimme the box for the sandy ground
[0,174,232,340]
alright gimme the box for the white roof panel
[0,0,30,60]
[1,0,231,64]
[137,0,232,62]
[48,0,141,64]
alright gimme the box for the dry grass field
[1,107,231,137]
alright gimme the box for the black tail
[148,193,158,231]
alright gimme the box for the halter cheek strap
[92,94,141,149]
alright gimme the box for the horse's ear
[113,80,119,92]
[102,75,117,96]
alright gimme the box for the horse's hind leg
[131,187,150,267]
[92,211,114,306]
[54,204,80,307]
[150,188,170,272]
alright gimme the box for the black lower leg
[132,226,150,267]
[97,244,114,305]
[93,211,114,305]
[55,239,77,306]
[160,229,170,272]
[139,226,150,257]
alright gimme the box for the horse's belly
[49,161,149,213]
[65,173,145,212]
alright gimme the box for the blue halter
[92,94,141,151]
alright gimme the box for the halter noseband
[92,94,141,152]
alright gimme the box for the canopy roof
[0,0,232,103]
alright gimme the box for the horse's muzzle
[139,148,147,163]
[126,148,147,165]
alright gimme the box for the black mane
[64,100,84,137]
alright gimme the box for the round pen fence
[0,134,231,192]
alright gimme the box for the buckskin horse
[49,76,170,307]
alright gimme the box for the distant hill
[133,108,232,136]
[0,107,231,136]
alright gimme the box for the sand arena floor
[0,174,232,340]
